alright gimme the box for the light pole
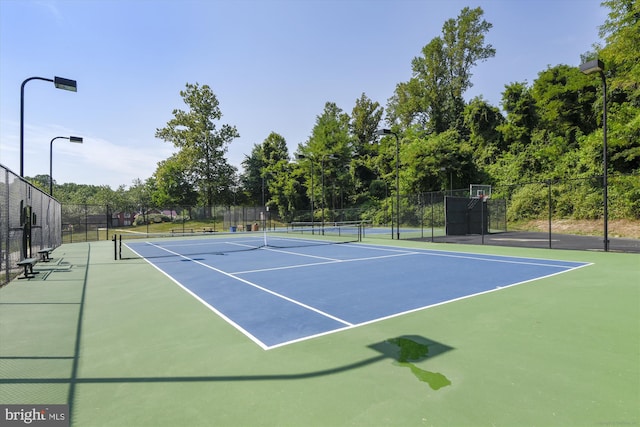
[579,59,609,252]
[20,76,77,177]
[440,167,453,195]
[261,172,271,231]
[376,129,400,240]
[297,154,315,233]
[320,154,337,233]
[50,136,83,195]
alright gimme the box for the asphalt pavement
[420,231,640,253]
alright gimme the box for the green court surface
[0,239,638,427]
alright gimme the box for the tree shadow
[369,335,454,390]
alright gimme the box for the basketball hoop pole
[481,195,485,245]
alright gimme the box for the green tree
[111,185,135,212]
[350,93,384,198]
[155,83,239,210]
[28,174,50,193]
[441,6,495,133]
[240,144,265,205]
[50,181,116,206]
[597,0,640,173]
[89,185,118,207]
[239,133,296,219]
[401,127,475,194]
[497,81,538,153]
[151,154,198,208]
[532,65,597,144]
[298,102,354,215]
[350,93,383,156]
[388,7,495,134]
[599,0,640,100]
[463,96,505,166]
[261,132,292,216]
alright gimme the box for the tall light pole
[376,129,400,240]
[320,154,337,234]
[261,171,271,231]
[21,76,78,177]
[50,136,83,195]
[580,59,609,252]
[297,154,315,233]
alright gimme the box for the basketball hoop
[470,184,491,201]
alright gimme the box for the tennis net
[115,222,362,260]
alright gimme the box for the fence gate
[445,196,488,235]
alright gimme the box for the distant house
[111,210,179,226]
[111,211,136,227]
[162,210,178,219]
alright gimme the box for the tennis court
[1,235,638,426]
[122,233,590,349]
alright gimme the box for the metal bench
[16,258,39,279]
[37,247,54,262]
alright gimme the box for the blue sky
[0,0,606,189]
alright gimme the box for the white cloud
[0,118,174,189]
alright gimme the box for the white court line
[266,261,592,349]
[411,250,587,269]
[154,239,261,250]
[232,242,581,275]
[232,251,420,275]
[262,247,342,262]
[345,242,588,269]
[145,242,354,328]
[129,240,592,350]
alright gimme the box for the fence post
[431,192,435,242]
[547,180,552,249]
[106,204,110,241]
[84,204,88,242]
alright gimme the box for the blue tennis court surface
[124,237,590,349]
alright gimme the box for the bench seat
[17,258,39,279]
[37,247,54,262]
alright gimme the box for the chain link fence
[1,164,61,285]
[3,170,633,285]
[61,204,111,244]
[61,174,637,252]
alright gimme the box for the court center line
[146,242,353,327]
[262,247,341,261]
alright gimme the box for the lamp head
[69,136,83,143]
[54,76,77,92]
[579,59,605,75]
[375,129,392,136]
